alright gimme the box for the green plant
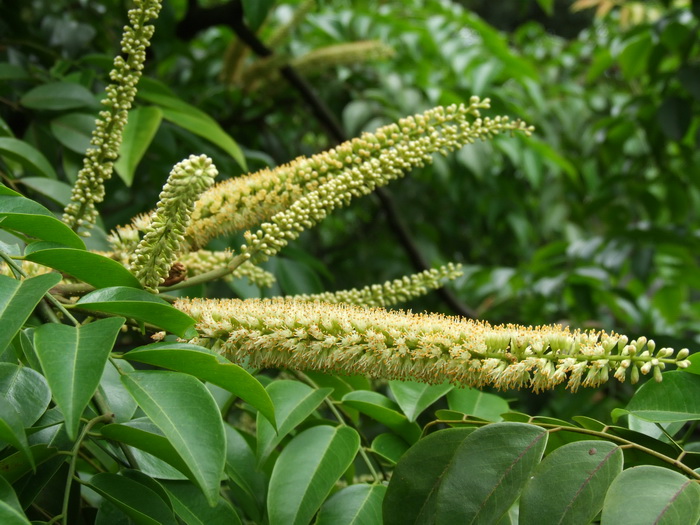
[1,1,700,524]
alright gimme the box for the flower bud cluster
[240,101,533,263]
[63,0,162,234]
[130,154,217,291]
[175,297,690,392]
[283,263,463,307]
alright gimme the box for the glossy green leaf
[49,113,95,153]
[121,370,226,506]
[24,248,142,288]
[0,394,33,469]
[0,475,30,525]
[88,473,177,525]
[0,195,85,249]
[100,418,193,479]
[124,342,274,427]
[601,466,700,525]
[16,177,73,206]
[98,360,137,423]
[267,425,360,525]
[161,481,242,525]
[0,273,62,355]
[435,423,548,523]
[0,363,51,427]
[0,444,58,483]
[317,484,386,525]
[520,440,623,525]
[256,380,332,465]
[371,433,409,465]
[115,106,163,186]
[447,387,509,422]
[0,138,57,179]
[342,390,422,444]
[33,317,125,439]
[389,380,452,422]
[20,82,96,110]
[616,371,700,423]
[76,287,196,337]
[224,424,267,522]
[658,96,692,141]
[383,428,474,525]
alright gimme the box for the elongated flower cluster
[240,100,532,263]
[63,0,162,233]
[176,298,690,392]
[283,263,463,307]
[130,155,217,291]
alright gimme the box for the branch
[176,0,477,318]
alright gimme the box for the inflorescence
[176,297,690,392]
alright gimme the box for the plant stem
[159,253,249,292]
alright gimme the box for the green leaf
[0,394,34,470]
[100,418,193,479]
[76,287,196,337]
[388,380,452,422]
[342,391,422,444]
[267,425,360,525]
[383,428,475,525]
[601,466,700,525]
[370,433,409,465]
[33,317,124,439]
[88,473,178,525]
[447,387,509,422]
[98,360,137,423]
[0,444,58,483]
[161,481,243,525]
[121,370,226,506]
[0,273,62,355]
[20,82,96,111]
[617,33,652,80]
[256,380,331,465]
[520,440,623,525]
[435,423,548,523]
[24,248,142,289]
[0,475,31,525]
[124,342,275,427]
[16,178,73,206]
[658,96,692,142]
[317,484,386,525]
[618,371,700,423]
[49,113,95,153]
[0,195,86,249]
[0,138,57,179]
[114,106,163,187]
[137,83,245,170]
[224,424,267,522]
[0,363,51,427]
[242,0,274,31]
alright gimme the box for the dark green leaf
[446,387,509,422]
[33,317,124,439]
[88,473,177,525]
[0,394,34,470]
[0,475,31,524]
[342,391,422,444]
[388,380,452,422]
[161,481,243,525]
[370,433,409,465]
[601,466,700,525]
[383,428,474,525]
[0,195,86,249]
[0,138,57,179]
[658,96,692,141]
[0,444,58,483]
[124,342,274,427]
[617,371,700,423]
[224,424,267,522]
[520,441,623,525]
[20,82,96,111]
[267,425,360,525]
[0,363,51,427]
[115,107,163,187]
[24,248,142,288]
[242,0,274,31]
[121,370,226,506]
[98,360,137,423]
[435,423,548,523]
[0,273,62,355]
[317,484,386,525]
[76,287,196,337]
[49,113,95,153]
[256,380,332,465]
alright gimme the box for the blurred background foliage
[2,0,700,420]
